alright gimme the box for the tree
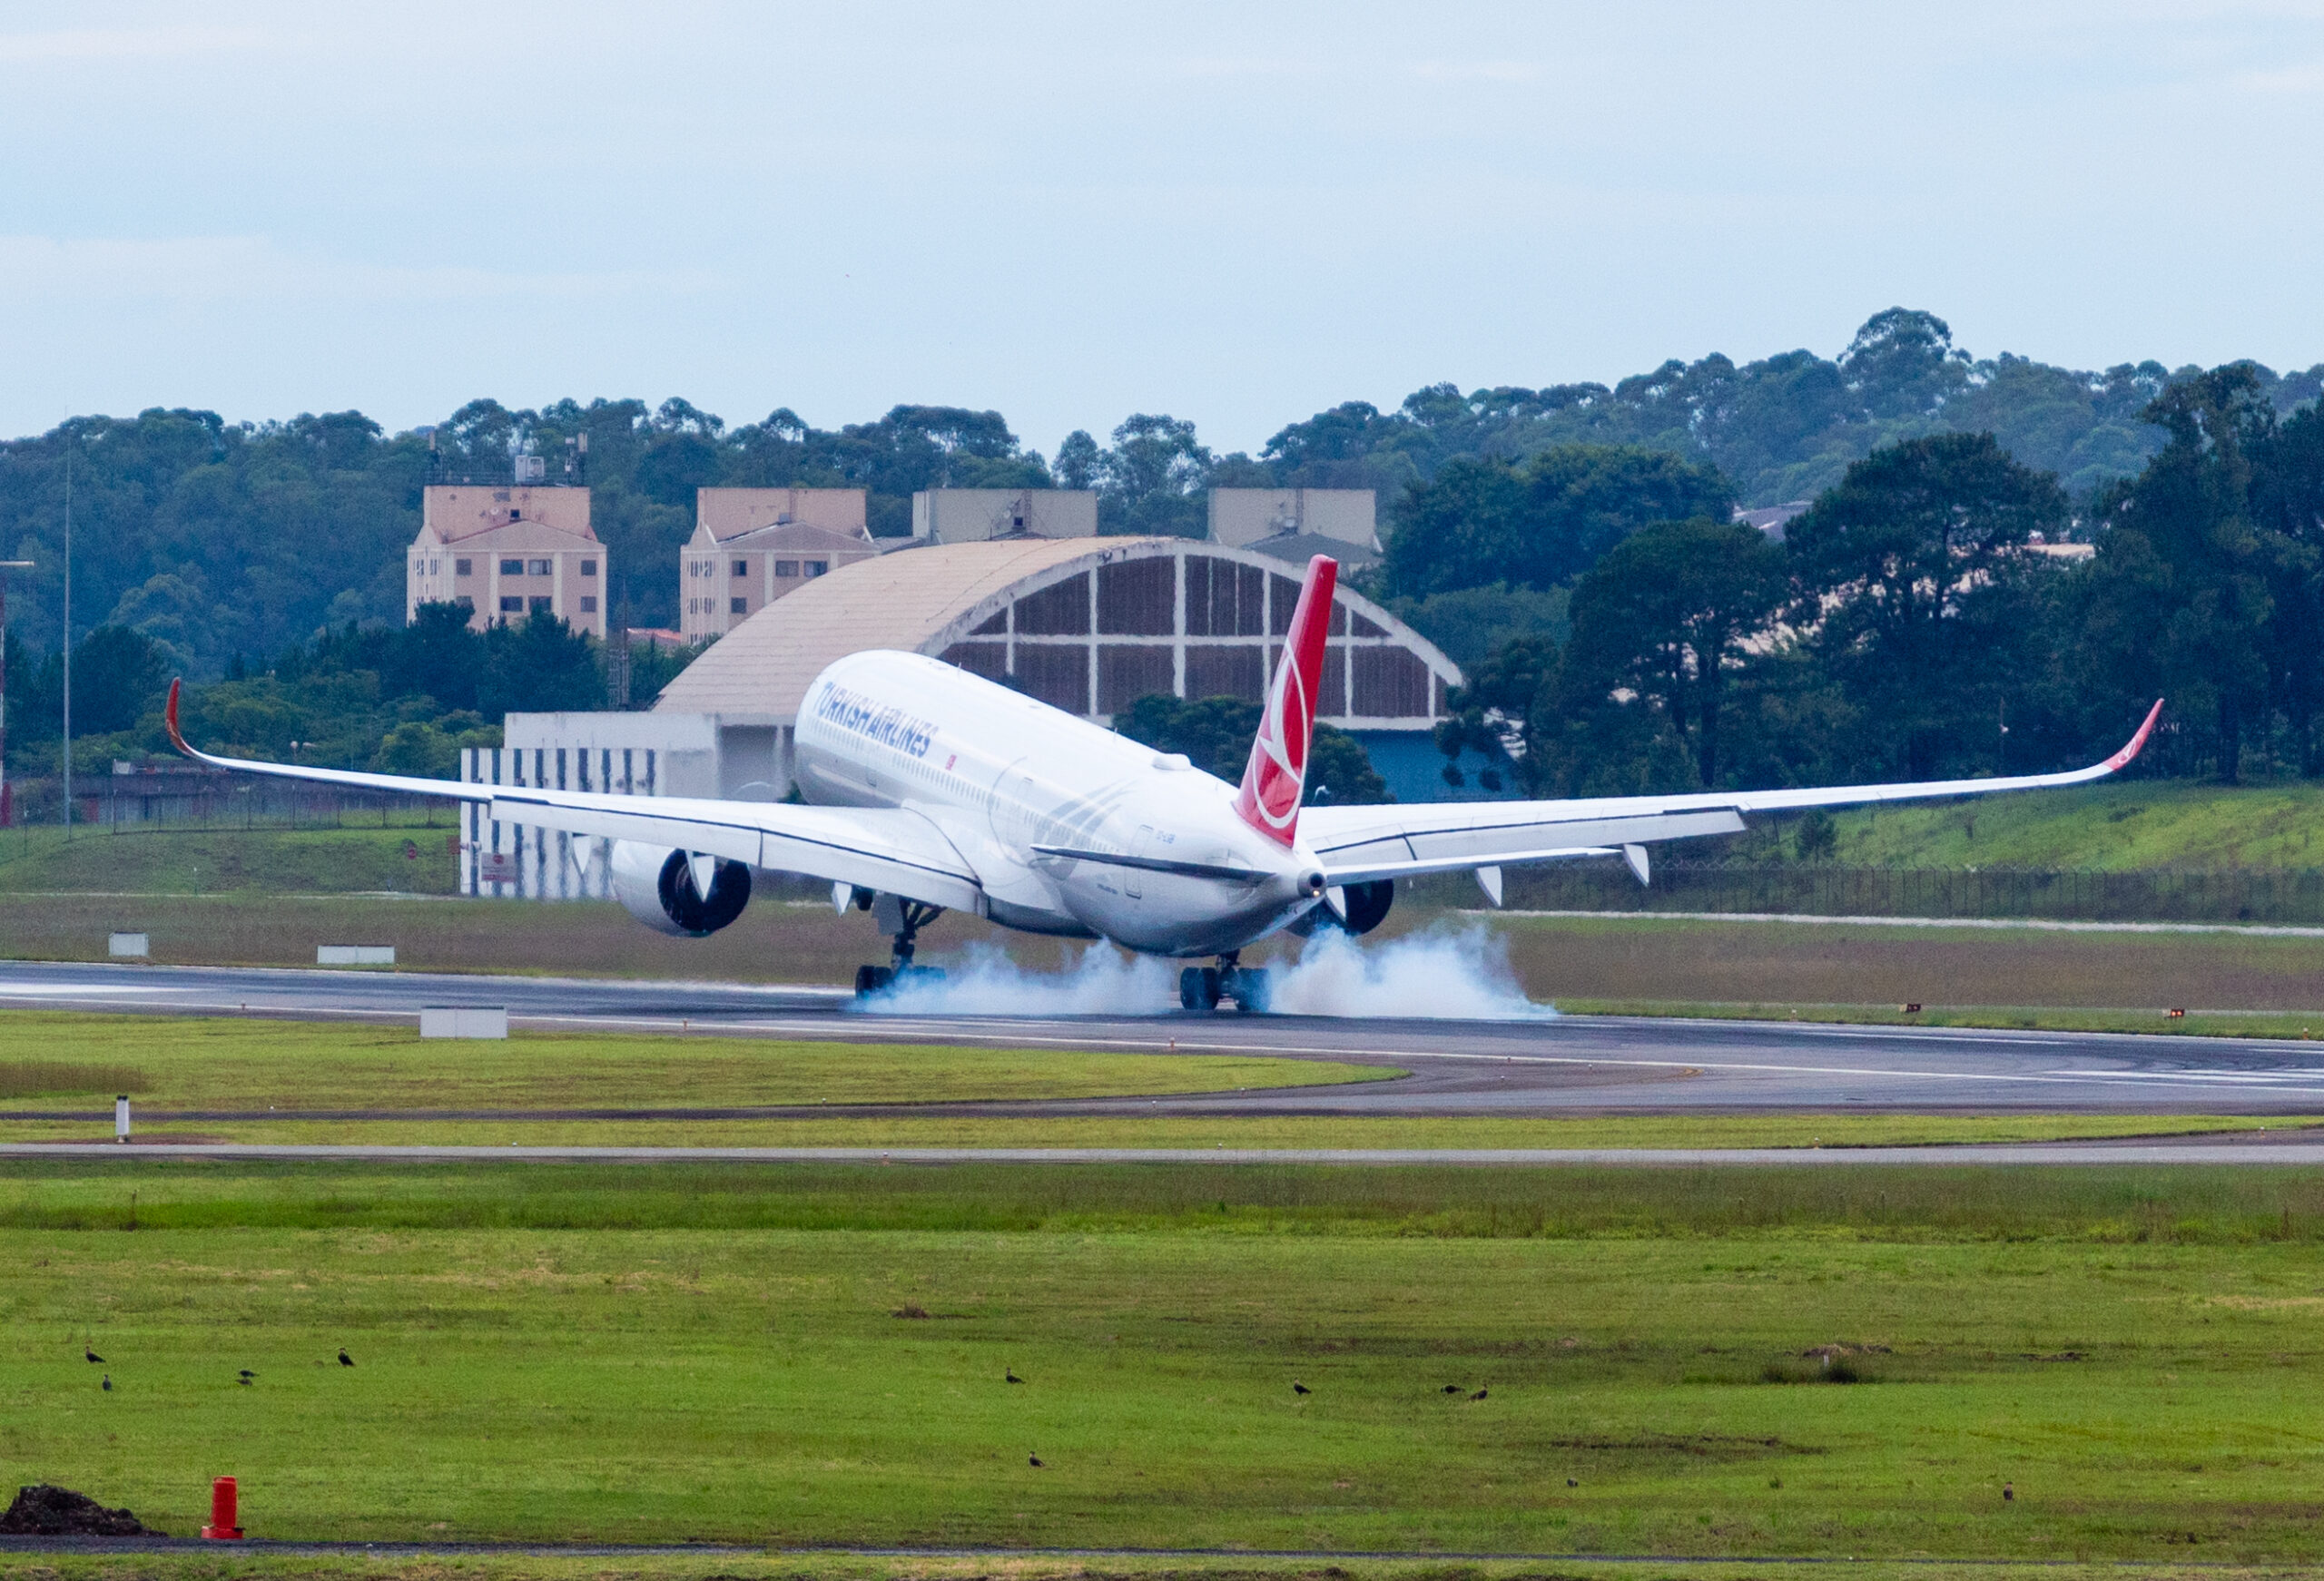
[1113,693,1388,804]
[478,614,606,717]
[1787,432,2068,779]
[1093,415,1212,537]
[1562,518,1787,787]
[2081,368,2280,781]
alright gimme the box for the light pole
[0,560,33,828]
[60,450,70,839]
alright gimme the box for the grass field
[1828,778,2324,870]
[0,821,462,895]
[9,1159,2324,1564]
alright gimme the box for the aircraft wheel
[854,965,895,997]
[899,965,946,983]
[1231,967,1271,1015]
[1178,967,1205,1010]
[1198,967,1223,1009]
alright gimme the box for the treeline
[4,308,2319,677]
[1428,367,2324,797]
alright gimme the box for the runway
[8,957,2324,1118]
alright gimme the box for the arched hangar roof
[653,535,1461,730]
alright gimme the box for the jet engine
[610,841,753,937]
[1288,878,1393,938]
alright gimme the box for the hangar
[463,535,1461,897]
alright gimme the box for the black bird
[1293,1381,1311,1396]
[1441,1384,1462,1394]
[238,1370,255,1385]
[1469,1387,1489,1401]
[2003,1481,2014,1502]
[1005,1369,1025,1384]
[101,1375,112,1392]
[84,1348,103,1364]
[1029,1453,1043,1468]
[1566,1478,1578,1488]
[339,1349,354,1367]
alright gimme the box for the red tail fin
[1235,554,1336,847]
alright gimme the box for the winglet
[2103,699,2165,773]
[1234,555,1336,847]
[164,678,190,756]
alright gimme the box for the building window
[580,559,596,576]
[733,559,748,576]
[456,595,474,610]
[508,509,521,522]
[499,595,524,613]
[455,558,472,576]
[500,558,524,575]
[806,560,828,576]
[528,595,552,614]
[412,560,424,574]
[730,597,748,614]
[774,559,798,577]
[428,560,440,575]
[527,558,552,576]
[579,595,597,614]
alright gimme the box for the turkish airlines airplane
[167,554,2162,1012]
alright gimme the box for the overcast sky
[4,2,2321,455]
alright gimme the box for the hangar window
[1012,644,1088,713]
[1353,646,1431,717]
[1320,644,1347,715]
[1098,644,1175,712]
[1015,572,1089,635]
[1098,557,1174,636]
[1186,556,1264,636]
[1349,608,1386,638]
[940,642,1008,680]
[1186,644,1265,704]
[970,607,1007,635]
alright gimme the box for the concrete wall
[910,489,1098,543]
[1207,488,1377,550]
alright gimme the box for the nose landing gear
[852,897,948,997]
[1178,952,1271,1014]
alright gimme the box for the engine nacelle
[610,841,753,937]
[1287,878,1394,938]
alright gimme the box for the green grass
[0,821,461,894]
[1829,777,2324,870]
[1554,997,2324,1039]
[11,1160,2324,1561]
[0,1014,1384,1114]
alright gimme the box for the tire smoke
[852,922,1550,1020]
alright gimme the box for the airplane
[165,553,2163,1013]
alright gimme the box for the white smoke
[852,921,1550,1020]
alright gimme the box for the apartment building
[407,486,607,637]
[678,487,878,640]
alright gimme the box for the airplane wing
[1304,700,2164,888]
[162,682,984,912]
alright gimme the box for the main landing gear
[852,894,948,997]
[1178,952,1272,1015]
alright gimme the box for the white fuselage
[791,651,1325,957]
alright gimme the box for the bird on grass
[1440,1384,1462,1394]
[1029,1453,1043,1468]
[1566,1478,1578,1488]
[1005,1369,1025,1384]
[2003,1481,2014,1502]
[238,1370,255,1385]
[1293,1381,1311,1396]
[339,1349,354,1367]
[1469,1387,1489,1401]
[84,1347,104,1365]
[101,1375,112,1392]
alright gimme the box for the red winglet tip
[2107,698,2164,771]
[164,677,188,753]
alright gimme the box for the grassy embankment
[1826,777,2324,870]
[9,1159,2324,1562]
[0,1013,2310,1150]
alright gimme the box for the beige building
[679,487,879,640]
[910,488,1098,544]
[1207,488,1379,567]
[407,486,606,637]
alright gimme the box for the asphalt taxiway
[6,957,2324,1118]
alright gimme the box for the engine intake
[611,841,753,937]
[1288,878,1393,938]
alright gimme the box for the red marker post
[202,1476,242,1540]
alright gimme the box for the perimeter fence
[1497,861,2324,927]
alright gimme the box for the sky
[3,2,2322,457]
